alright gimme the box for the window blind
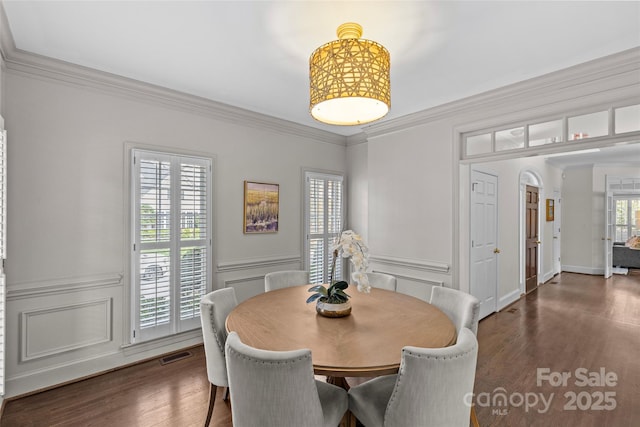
[305,172,344,284]
[132,150,211,343]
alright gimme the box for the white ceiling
[2,0,639,139]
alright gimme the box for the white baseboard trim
[561,265,605,276]
[498,289,522,311]
[6,331,203,399]
[541,271,556,283]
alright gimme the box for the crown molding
[364,47,640,139]
[0,1,347,148]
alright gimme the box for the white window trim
[303,169,346,284]
[128,146,213,344]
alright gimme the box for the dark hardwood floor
[2,271,638,426]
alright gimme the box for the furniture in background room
[613,243,640,268]
[264,270,310,292]
[347,327,478,427]
[224,331,348,427]
[199,287,238,426]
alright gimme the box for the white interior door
[553,191,561,275]
[470,170,498,320]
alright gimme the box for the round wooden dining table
[225,284,457,379]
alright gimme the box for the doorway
[525,185,540,293]
[470,169,498,319]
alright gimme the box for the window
[614,197,640,242]
[131,149,212,343]
[304,171,345,284]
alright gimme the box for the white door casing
[553,191,562,276]
[470,170,498,320]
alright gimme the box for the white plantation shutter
[0,128,6,396]
[132,150,212,343]
[305,171,344,284]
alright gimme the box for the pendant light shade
[309,23,390,126]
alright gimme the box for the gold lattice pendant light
[309,22,390,126]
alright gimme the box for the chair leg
[470,406,480,427]
[204,384,217,427]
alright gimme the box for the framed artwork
[546,199,554,222]
[244,181,279,233]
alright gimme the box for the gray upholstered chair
[264,270,310,292]
[430,285,481,336]
[225,331,348,427]
[366,272,397,291]
[199,287,238,426]
[348,328,478,427]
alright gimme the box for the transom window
[463,103,640,159]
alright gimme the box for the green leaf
[308,285,328,296]
[306,293,324,304]
[332,281,349,291]
[334,289,350,300]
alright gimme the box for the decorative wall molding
[2,47,347,147]
[370,255,450,274]
[217,255,301,273]
[7,273,123,300]
[364,47,640,138]
[372,269,444,288]
[223,275,265,286]
[20,298,112,362]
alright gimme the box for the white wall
[4,67,346,396]
[346,142,368,243]
[560,165,640,274]
[349,48,640,310]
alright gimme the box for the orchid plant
[307,230,370,304]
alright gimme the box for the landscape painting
[244,181,279,233]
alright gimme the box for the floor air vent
[507,308,518,313]
[160,350,193,365]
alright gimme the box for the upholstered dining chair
[264,270,310,292]
[348,327,478,427]
[429,285,481,336]
[225,331,348,427]
[366,272,397,291]
[199,287,238,426]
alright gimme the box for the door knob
[494,248,501,254]
[536,241,541,244]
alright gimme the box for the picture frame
[546,199,554,222]
[243,181,279,233]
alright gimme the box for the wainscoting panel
[372,269,445,302]
[224,276,265,303]
[21,298,112,362]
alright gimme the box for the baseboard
[561,265,605,275]
[5,333,203,399]
[498,289,522,311]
